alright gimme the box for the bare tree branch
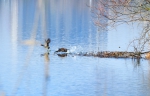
[90,0,150,53]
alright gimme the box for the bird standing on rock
[41,38,51,50]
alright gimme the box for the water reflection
[41,51,50,80]
[41,52,50,96]
[48,0,108,52]
[11,0,18,68]
[0,0,150,96]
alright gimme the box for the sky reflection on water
[0,0,150,96]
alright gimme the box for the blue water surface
[0,0,150,96]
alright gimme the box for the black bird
[41,38,51,49]
[55,48,68,52]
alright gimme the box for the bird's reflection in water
[57,53,68,57]
[41,52,50,96]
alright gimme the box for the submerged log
[54,48,150,59]
[93,51,138,58]
[86,51,150,59]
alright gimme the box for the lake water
[0,0,150,96]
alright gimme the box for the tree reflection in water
[12,0,50,96]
